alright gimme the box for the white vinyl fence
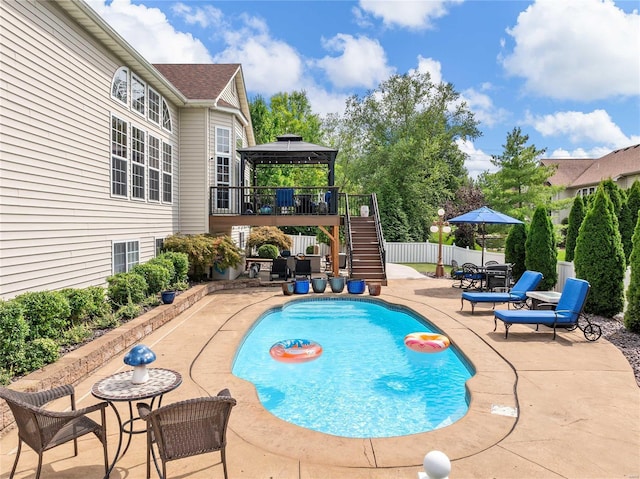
[288,236,629,293]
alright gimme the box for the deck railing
[209,186,340,216]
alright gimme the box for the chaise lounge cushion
[461,270,543,314]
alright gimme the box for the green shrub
[21,338,59,373]
[0,369,10,386]
[0,300,29,375]
[107,272,147,306]
[14,291,71,340]
[61,288,93,325]
[574,186,626,316]
[157,251,189,283]
[131,263,171,295]
[85,286,111,319]
[147,257,175,285]
[59,323,93,347]
[92,313,120,330]
[246,226,292,251]
[525,206,558,290]
[257,244,279,259]
[505,223,527,282]
[164,233,242,280]
[115,302,142,320]
[564,196,585,262]
[624,214,640,333]
[305,245,316,255]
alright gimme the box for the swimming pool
[232,297,474,438]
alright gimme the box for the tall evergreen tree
[574,187,626,316]
[623,180,640,261]
[564,196,585,262]
[505,223,527,282]
[525,206,557,290]
[624,215,640,333]
[479,128,561,220]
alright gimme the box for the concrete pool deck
[1,275,639,478]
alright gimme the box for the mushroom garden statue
[124,344,156,384]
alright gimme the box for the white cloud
[213,22,304,95]
[456,139,496,179]
[548,146,612,159]
[84,0,212,63]
[501,0,640,101]
[314,34,394,89]
[412,56,443,84]
[357,0,463,29]
[171,3,223,28]
[460,87,509,128]
[524,109,640,148]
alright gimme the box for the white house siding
[0,1,179,298]
[220,78,241,108]
[177,108,208,233]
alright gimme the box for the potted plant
[312,277,327,293]
[329,276,345,293]
[161,290,176,304]
[347,279,366,294]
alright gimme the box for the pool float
[270,339,323,363]
[404,333,450,353]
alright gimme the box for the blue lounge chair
[461,270,543,314]
[493,278,601,341]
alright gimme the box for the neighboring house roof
[541,144,640,188]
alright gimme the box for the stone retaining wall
[0,279,263,435]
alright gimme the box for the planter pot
[294,279,310,294]
[329,276,345,293]
[368,282,382,296]
[161,291,176,304]
[311,278,327,293]
[281,282,295,296]
[347,279,366,294]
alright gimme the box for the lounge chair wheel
[566,323,579,331]
[583,323,601,342]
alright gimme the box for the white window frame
[215,127,231,211]
[148,87,160,125]
[131,74,146,116]
[161,99,172,132]
[162,142,173,203]
[131,125,146,200]
[148,134,161,202]
[111,67,129,105]
[111,115,128,198]
[112,240,139,274]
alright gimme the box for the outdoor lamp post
[430,208,451,278]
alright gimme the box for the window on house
[131,74,146,115]
[111,116,128,197]
[148,88,160,125]
[155,238,164,256]
[162,99,172,131]
[111,67,128,104]
[113,240,139,273]
[148,135,160,201]
[215,127,231,210]
[162,142,172,203]
[131,126,145,199]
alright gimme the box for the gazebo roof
[238,134,338,165]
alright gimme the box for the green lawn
[401,263,438,274]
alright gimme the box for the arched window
[111,67,128,104]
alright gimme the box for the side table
[526,291,562,310]
[92,368,182,478]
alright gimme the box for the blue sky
[88,0,640,178]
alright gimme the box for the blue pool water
[232,298,474,438]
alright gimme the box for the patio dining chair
[269,258,289,280]
[137,389,237,479]
[0,384,108,479]
[450,260,465,288]
[461,263,485,290]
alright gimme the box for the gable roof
[153,64,240,101]
[541,144,640,188]
[154,63,255,145]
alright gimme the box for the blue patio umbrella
[447,206,523,266]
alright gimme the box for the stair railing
[370,193,387,279]
[344,194,353,276]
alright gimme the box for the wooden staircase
[348,216,387,285]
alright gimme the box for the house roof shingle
[153,64,240,101]
[541,144,640,188]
